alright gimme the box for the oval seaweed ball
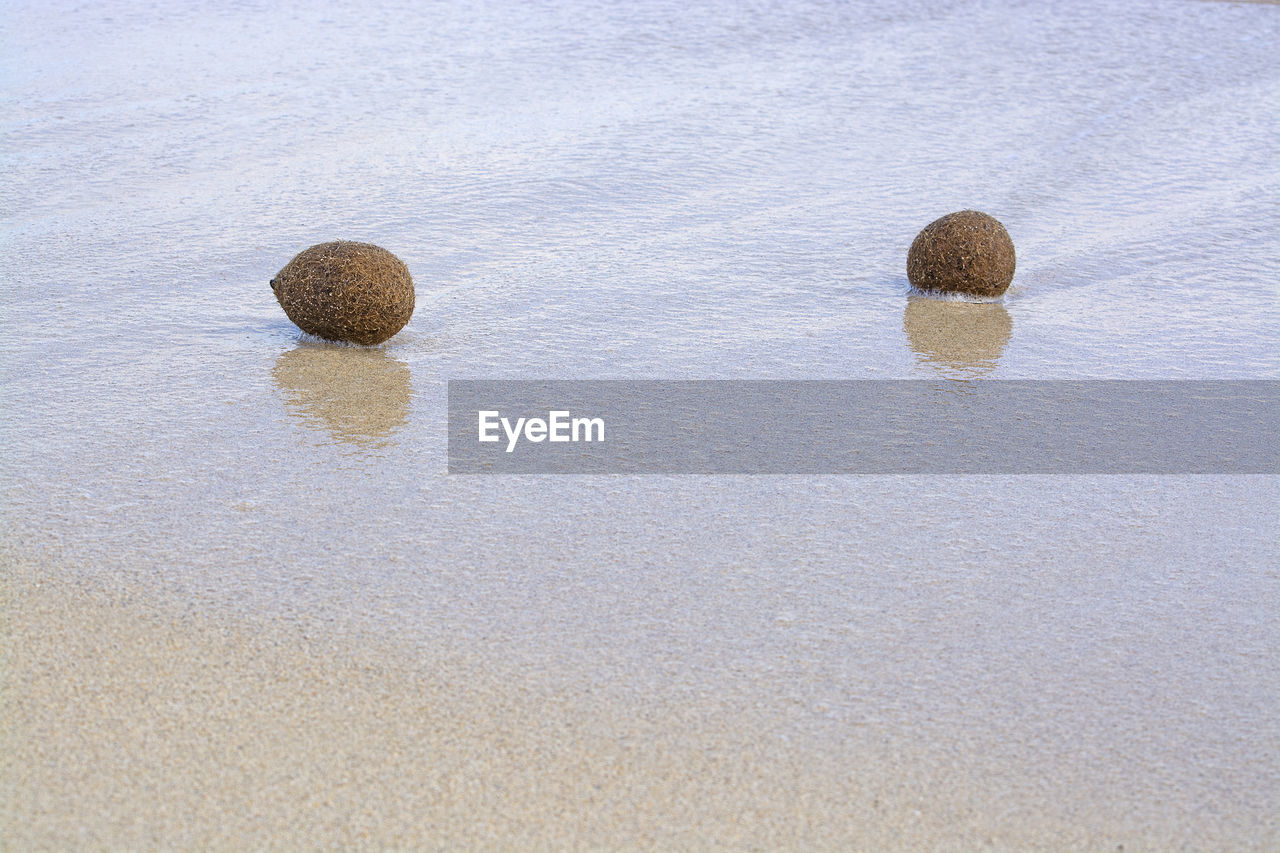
[906,210,1016,298]
[271,241,415,345]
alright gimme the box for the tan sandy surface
[7,565,1268,853]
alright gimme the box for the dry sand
[5,564,1266,852]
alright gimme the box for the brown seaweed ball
[906,210,1016,298]
[271,241,414,345]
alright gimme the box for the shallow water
[2,0,1279,848]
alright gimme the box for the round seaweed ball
[906,210,1016,298]
[271,241,414,345]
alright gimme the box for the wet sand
[4,562,1273,852]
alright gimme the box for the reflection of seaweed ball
[271,241,414,345]
[907,210,1016,298]
[272,346,412,444]
[903,296,1012,370]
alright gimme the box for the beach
[6,545,1276,851]
[2,0,1278,848]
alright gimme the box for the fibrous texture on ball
[906,210,1016,298]
[271,241,414,345]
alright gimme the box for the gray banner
[447,381,1279,474]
